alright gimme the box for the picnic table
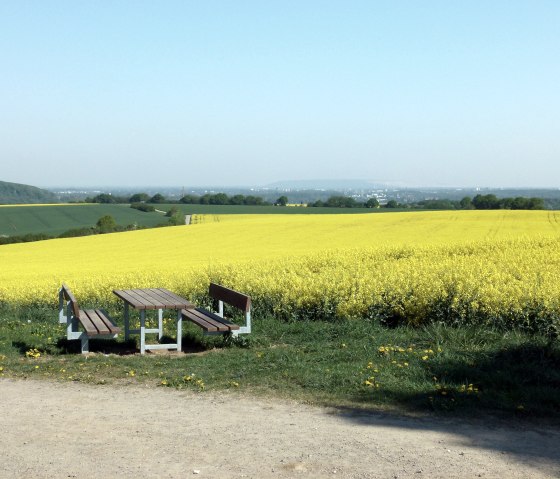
[113,288,194,354]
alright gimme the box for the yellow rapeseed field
[1,210,559,332]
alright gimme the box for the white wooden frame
[202,298,251,337]
[123,302,183,355]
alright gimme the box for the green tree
[167,212,184,225]
[459,196,473,209]
[244,195,263,205]
[210,193,229,205]
[180,194,200,204]
[326,196,357,208]
[229,194,246,205]
[275,195,289,206]
[385,200,399,208]
[472,194,500,209]
[148,193,166,204]
[95,215,117,233]
[131,203,155,212]
[129,193,149,203]
[166,206,179,217]
[527,197,545,210]
[92,193,116,204]
[365,198,380,208]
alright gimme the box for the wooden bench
[181,283,251,336]
[58,283,120,354]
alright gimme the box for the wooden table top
[113,288,194,310]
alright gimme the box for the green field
[0,204,168,237]
[0,203,382,237]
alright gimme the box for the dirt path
[1,379,559,478]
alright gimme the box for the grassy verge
[1,304,559,418]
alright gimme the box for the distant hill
[0,181,59,204]
[265,179,390,190]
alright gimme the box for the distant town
[50,182,560,209]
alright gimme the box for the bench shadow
[54,338,138,355]
[331,342,560,469]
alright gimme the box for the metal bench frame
[183,283,251,337]
[58,284,120,354]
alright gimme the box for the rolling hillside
[0,180,59,204]
[0,204,168,237]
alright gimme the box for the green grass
[0,204,168,236]
[1,304,559,419]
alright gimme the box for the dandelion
[25,348,41,359]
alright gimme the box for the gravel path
[1,379,559,478]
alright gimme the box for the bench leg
[176,310,182,353]
[140,310,146,355]
[81,335,89,354]
[124,302,130,341]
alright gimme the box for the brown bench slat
[184,308,230,331]
[78,309,120,336]
[209,283,251,312]
[194,308,240,331]
[95,309,121,335]
[83,309,111,335]
[182,309,219,332]
[182,308,240,332]
[78,310,100,335]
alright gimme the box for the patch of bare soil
[1,379,559,478]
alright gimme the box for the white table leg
[140,310,146,354]
[177,310,182,353]
[158,309,163,340]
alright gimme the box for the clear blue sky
[1,1,559,188]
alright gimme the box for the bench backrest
[209,283,251,312]
[60,283,80,318]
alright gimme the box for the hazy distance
[1,2,559,188]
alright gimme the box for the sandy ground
[1,379,559,479]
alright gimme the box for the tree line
[311,194,544,210]
[83,191,545,211]
[85,192,271,206]
[413,194,544,210]
[0,215,144,245]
